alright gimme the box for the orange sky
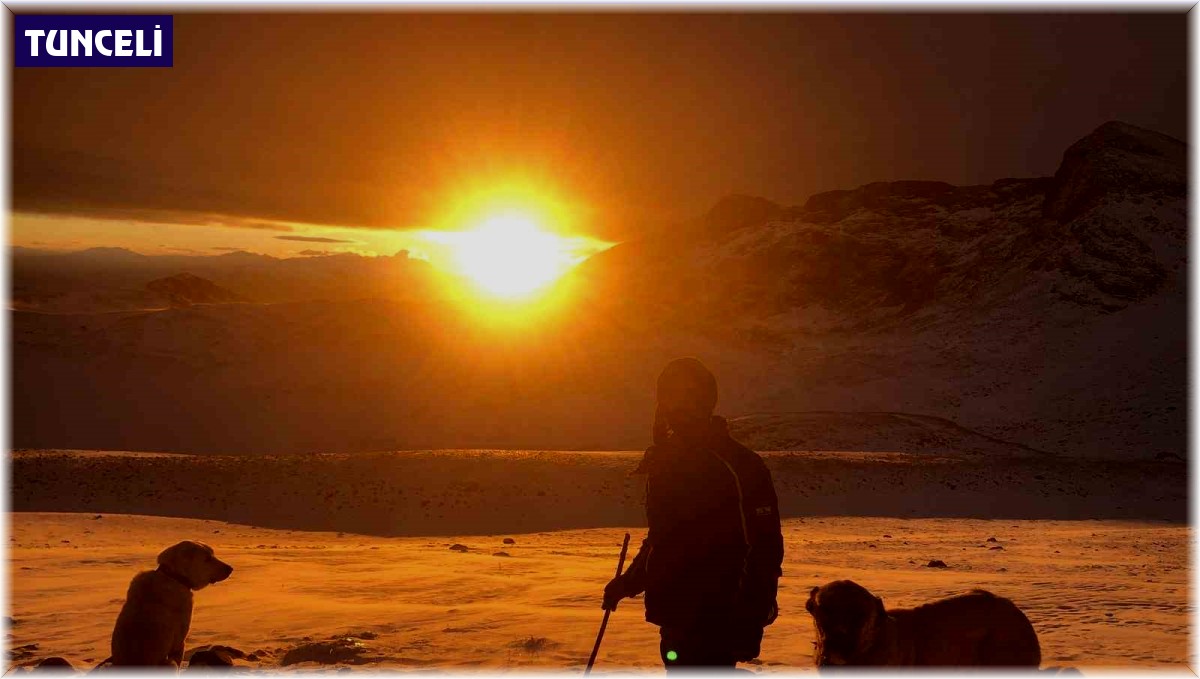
[11,12,1187,263]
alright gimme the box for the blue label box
[15,15,173,67]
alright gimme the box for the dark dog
[110,541,233,666]
[806,580,1041,667]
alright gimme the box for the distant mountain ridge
[145,273,246,307]
[12,248,438,313]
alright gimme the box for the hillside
[10,449,1186,534]
[726,412,1050,457]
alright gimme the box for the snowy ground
[7,512,1189,672]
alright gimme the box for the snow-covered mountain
[11,122,1186,458]
[567,121,1186,458]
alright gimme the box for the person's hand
[602,575,628,611]
[737,595,779,626]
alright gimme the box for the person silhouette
[602,357,783,671]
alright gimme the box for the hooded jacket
[621,416,783,638]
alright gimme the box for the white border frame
[0,3,1192,678]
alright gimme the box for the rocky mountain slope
[575,121,1184,330]
[566,120,1186,458]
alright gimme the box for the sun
[450,212,578,299]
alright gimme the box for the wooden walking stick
[584,532,631,675]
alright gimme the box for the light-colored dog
[110,541,233,667]
[806,580,1041,667]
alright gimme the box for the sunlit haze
[443,213,582,298]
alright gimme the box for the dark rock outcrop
[280,638,386,666]
[1045,121,1187,222]
[185,645,245,668]
[700,194,784,235]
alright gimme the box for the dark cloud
[11,149,297,231]
[275,235,356,244]
[12,13,1187,240]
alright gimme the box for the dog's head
[805,580,886,666]
[157,541,233,591]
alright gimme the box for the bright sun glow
[450,213,580,298]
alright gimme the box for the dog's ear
[157,541,186,569]
[806,586,820,613]
[875,596,886,617]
